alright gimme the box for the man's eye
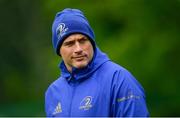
[79,38,88,43]
[63,41,74,46]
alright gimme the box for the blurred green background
[0,0,180,116]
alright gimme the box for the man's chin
[73,63,88,69]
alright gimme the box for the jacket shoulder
[45,76,64,96]
[102,61,127,72]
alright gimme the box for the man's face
[60,34,94,72]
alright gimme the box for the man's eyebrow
[79,36,88,40]
[63,40,75,45]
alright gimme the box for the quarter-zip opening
[69,84,76,116]
[68,76,78,117]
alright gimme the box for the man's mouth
[72,55,86,60]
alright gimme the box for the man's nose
[74,42,83,53]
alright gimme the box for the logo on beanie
[56,23,68,39]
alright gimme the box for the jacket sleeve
[45,87,54,117]
[110,69,149,117]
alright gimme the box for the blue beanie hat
[52,8,95,56]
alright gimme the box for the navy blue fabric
[52,8,95,55]
[45,47,149,117]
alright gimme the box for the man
[45,8,149,117]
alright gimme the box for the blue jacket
[45,47,149,117]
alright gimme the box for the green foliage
[0,0,180,116]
